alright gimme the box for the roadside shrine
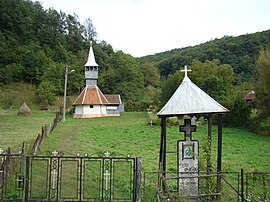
[157,66,229,201]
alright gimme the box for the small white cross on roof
[181,65,191,77]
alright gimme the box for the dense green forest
[141,30,270,83]
[1,0,270,135]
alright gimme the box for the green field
[0,107,55,153]
[1,109,270,201]
[1,108,269,172]
[1,109,270,172]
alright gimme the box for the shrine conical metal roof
[84,41,99,67]
[158,66,229,116]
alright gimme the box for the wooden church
[73,42,124,118]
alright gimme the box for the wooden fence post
[45,124,51,136]
[55,112,60,125]
[32,134,40,155]
[135,157,142,202]
[40,126,46,145]
[51,112,60,132]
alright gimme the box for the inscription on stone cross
[178,118,199,201]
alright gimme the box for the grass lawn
[37,112,270,173]
[1,110,270,201]
[0,107,56,153]
[1,108,269,172]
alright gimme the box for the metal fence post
[0,155,4,200]
[24,156,29,202]
[241,168,244,202]
[135,157,142,202]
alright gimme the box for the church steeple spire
[85,41,98,67]
[85,41,99,86]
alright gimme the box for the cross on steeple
[180,119,196,141]
[181,65,191,77]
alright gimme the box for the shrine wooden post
[217,113,223,200]
[159,117,167,175]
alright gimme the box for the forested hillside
[140,30,270,83]
[0,0,160,110]
[140,29,270,134]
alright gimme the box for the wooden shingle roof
[105,94,122,104]
[73,85,109,105]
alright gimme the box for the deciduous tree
[255,48,270,116]
[140,62,160,87]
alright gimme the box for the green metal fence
[0,151,140,202]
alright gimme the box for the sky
[39,0,270,57]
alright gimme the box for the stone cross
[178,118,199,201]
[181,65,191,77]
[180,119,196,141]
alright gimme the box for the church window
[90,105,94,108]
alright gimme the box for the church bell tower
[84,41,99,86]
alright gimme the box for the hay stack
[18,102,31,116]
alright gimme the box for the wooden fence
[32,112,61,155]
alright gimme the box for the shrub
[36,80,56,109]
[250,115,270,135]
[124,100,149,111]
[223,96,253,127]
[146,112,180,126]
